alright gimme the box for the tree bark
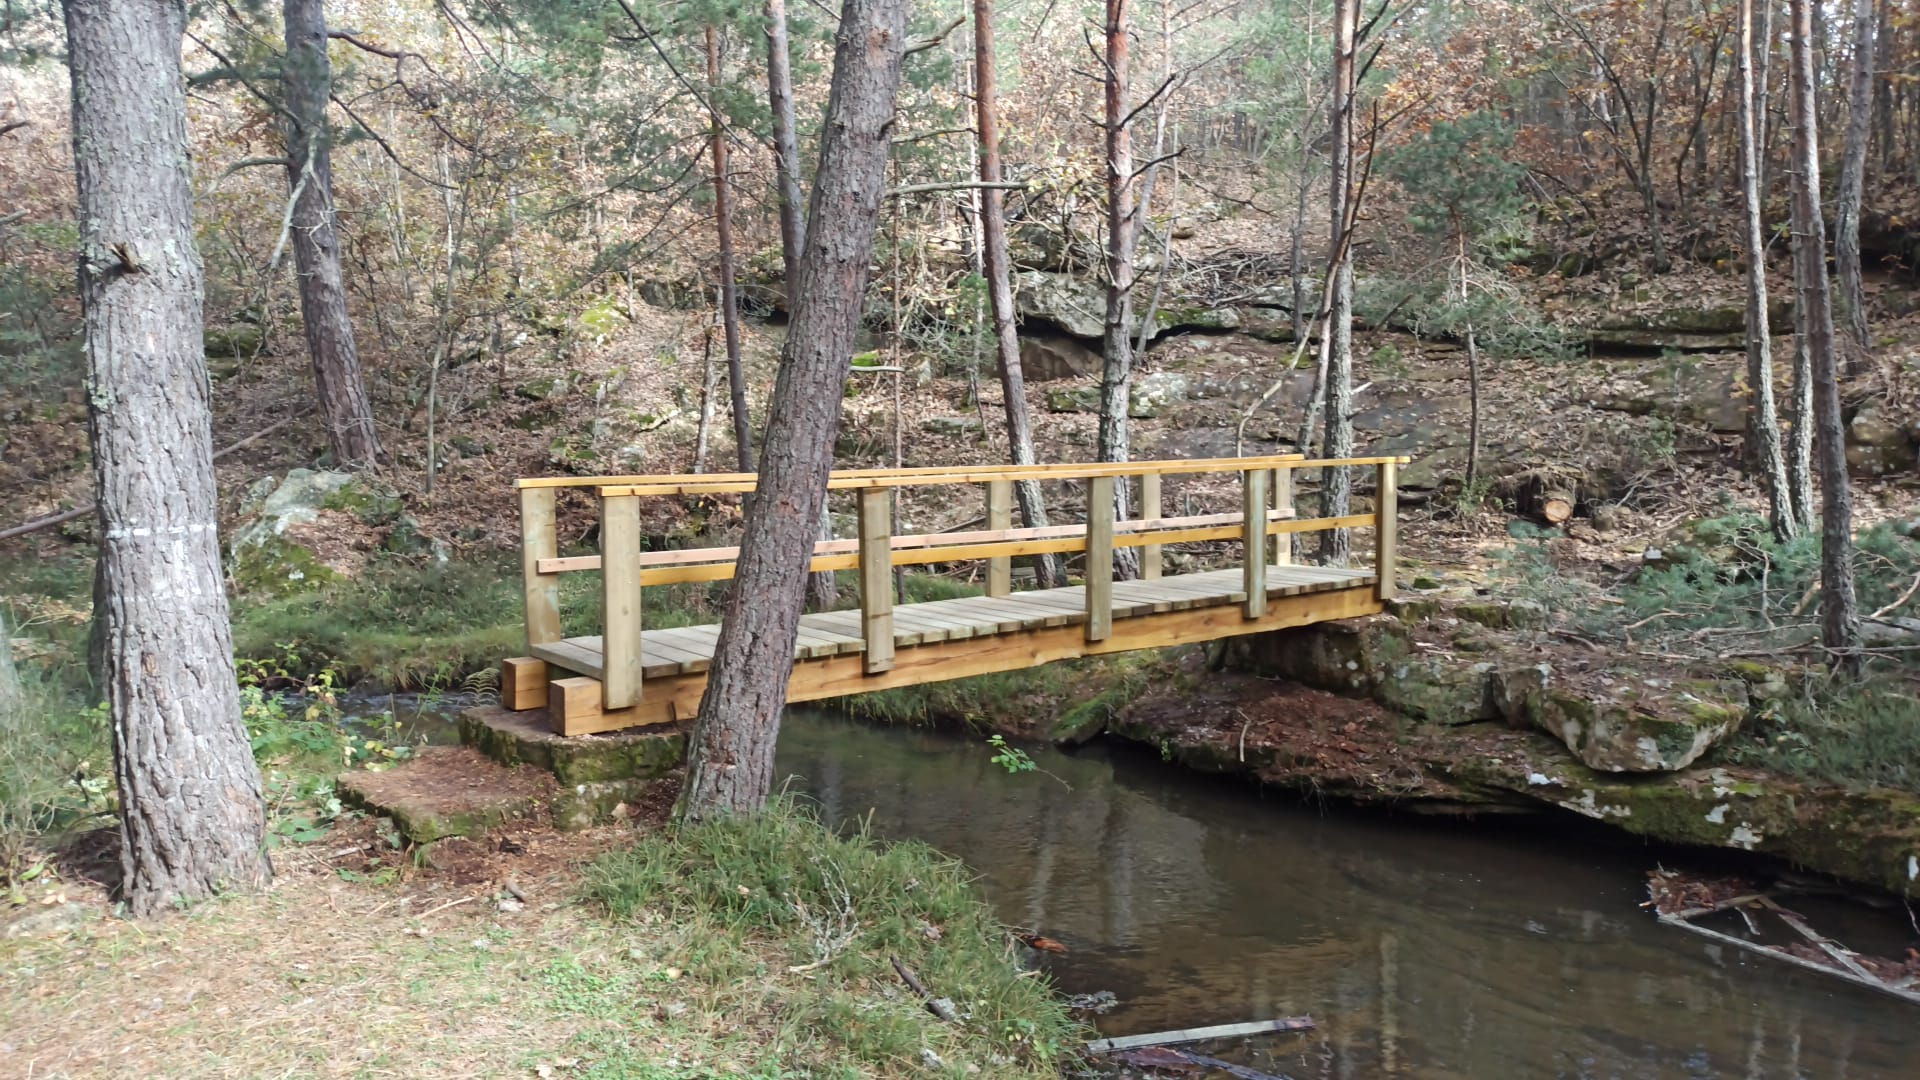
[283,0,380,467]
[708,25,753,472]
[1098,0,1141,580]
[1320,0,1358,566]
[63,0,271,915]
[681,0,908,818]
[1738,0,1795,540]
[1788,0,1861,671]
[1834,0,1875,361]
[764,0,838,610]
[973,0,1056,588]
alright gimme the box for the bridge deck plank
[530,565,1374,684]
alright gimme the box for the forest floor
[1,789,1083,1080]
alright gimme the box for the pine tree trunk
[63,0,271,915]
[1320,0,1357,566]
[1834,0,1875,361]
[681,0,908,818]
[708,26,753,472]
[1788,0,1862,671]
[764,0,837,609]
[283,0,381,467]
[1098,0,1141,580]
[973,0,1056,588]
[1739,0,1796,540]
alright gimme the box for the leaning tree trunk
[1834,0,1875,364]
[1738,0,1796,540]
[1097,0,1141,579]
[1789,0,1862,671]
[681,0,908,819]
[1320,0,1358,566]
[64,0,271,916]
[765,0,837,610]
[707,25,753,472]
[973,0,1056,587]
[283,0,379,467]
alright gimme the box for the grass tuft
[578,797,1083,1076]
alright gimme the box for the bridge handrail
[518,455,1404,713]
[512,453,1316,490]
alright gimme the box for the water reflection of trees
[777,716,1915,1078]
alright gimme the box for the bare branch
[905,15,966,56]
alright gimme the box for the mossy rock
[1528,673,1747,772]
[552,778,660,831]
[204,324,263,358]
[336,746,555,845]
[460,706,685,787]
[1375,658,1496,725]
[230,534,340,598]
[321,480,404,527]
[1240,616,1406,692]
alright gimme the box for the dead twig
[889,955,959,1022]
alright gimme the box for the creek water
[772,713,1920,1080]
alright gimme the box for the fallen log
[1495,465,1583,526]
[1086,1016,1315,1054]
[1114,1045,1298,1080]
[888,955,958,1022]
[0,411,309,543]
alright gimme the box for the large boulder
[1526,671,1747,772]
[1847,404,1919,476]
[1014,270,1239,343]
[1045,371,1189,419]
[1019,334,1101,381]
[228,469,394,596]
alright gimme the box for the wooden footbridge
[499,455,1407,735]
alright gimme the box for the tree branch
[905,15,966,56]
[886,180,1025,198]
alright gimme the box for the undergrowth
[1723,679,1920,794]
[577,797,1081,1077]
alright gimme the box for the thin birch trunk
[707,26,753,472]
[1788,0,1861,670]
[1320,0,1358,566]
[1739,0,1795,540]
[1098,0,1142,579]
[1834,0,1875,364]
[974,0,1057,586]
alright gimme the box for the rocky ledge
[1094,605,1920,899]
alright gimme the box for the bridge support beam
[1086,475,1114,641]
[1243,468,1267,619]
[859,488,895,673]
[1375,461,1397,601]
[602,493,644,710]
[1140,472,1162,580]
[521,487,562,647]
[1273,467,1293,565]
[986,478,1012,597]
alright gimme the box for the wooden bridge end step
[549,674,679,736]
[502,656,549,711]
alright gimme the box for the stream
[771,713,1920,1079]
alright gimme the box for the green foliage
[1725,681,1920,794]
[985,734,1036,775]
[0,634,108,883]
[579,798,1081,1075]
[1383,112,1527,243]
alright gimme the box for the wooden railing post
[1086,475,1114,641]
[1243,468,1268,619]
[859,487,895,673]
[1375,461,1398,601]
[1272,466,1293,566]
[600,493,643,710]
[521,487,562,648]
[1140,471,1163,580]
[986,478,1012,597]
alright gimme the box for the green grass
[577,798,1083,1077]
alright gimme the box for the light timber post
[1140,471,1163,580]
[1243,467,1268,618]
[986,478,1012,597]
[520,486,562,647]
[1375,461,1398,601]
[600,493,644,710]
[1272,466,1293,566]
[859,487,895,673]
[1086,474,1115,641]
